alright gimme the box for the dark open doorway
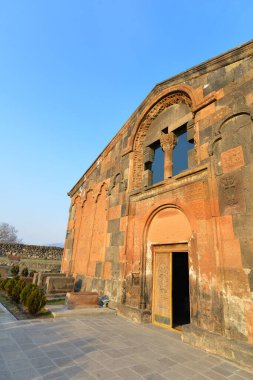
[172,252,190,329]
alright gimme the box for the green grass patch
[36,308,54,318]
[46,298,65,305]
[0,291,53,319]
[0,291,29,320]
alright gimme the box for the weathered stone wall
[0,243,63,274]
[0,243,63,259]
[62,40,253,365]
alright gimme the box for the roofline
[68,39,253,197]
[155,39,253,88]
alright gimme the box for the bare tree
[0,223,22,244]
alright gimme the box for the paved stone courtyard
[0,304,252,380]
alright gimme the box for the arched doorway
[146,206,192,330]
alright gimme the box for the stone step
[49,305,117,318]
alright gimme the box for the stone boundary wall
[0,243,63,275]
[0,243,63,260]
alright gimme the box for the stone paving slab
[0,302,252,379]
[0,301,17,322]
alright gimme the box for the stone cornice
[128,164,208,202]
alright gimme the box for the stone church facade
[62,40,253,368]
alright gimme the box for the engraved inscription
[221,146,244,173]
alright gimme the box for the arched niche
[72,190,96,276]
[211,111,253,178]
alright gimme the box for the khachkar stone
[160,131,177,178]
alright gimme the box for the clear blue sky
[0,0,252,245]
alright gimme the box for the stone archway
[143,206,192,329]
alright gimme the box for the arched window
[145,142,165,185]
[151,144,164,184]
[172,124,194,176]
[143,121,194,187]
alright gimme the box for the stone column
[160,131,177,178]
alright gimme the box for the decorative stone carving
[220,176,238,206]
[160,131,177,152]
[160,131,177,178]
[158,263,169,301]
[132,91,192,189]
[218,172,245,215]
